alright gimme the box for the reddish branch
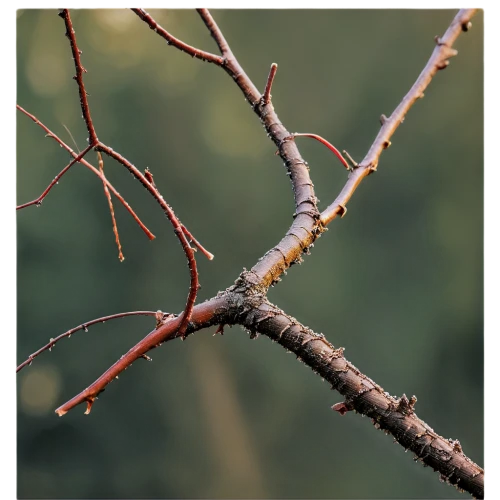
[16,143,93,210]
[262,62,278,105]
[16,105,155,241]
[59,9,98,146]
[18,8,482,498]
[64,10,208,334]
[98,151,124,261]
[131,8,224,65]
[17,311,158,373]
[291,133,350,170]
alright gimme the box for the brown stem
[131,8,224,65]
[17,311,158,372]
[239,298,484,499]
[59,9,98,146]
[262,62,278,105]
[196,8,232,56]
[320,8,478,225]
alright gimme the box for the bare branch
[262,63,278,105]
[96,143,201,339]
[320,8,478,225]
[98,151,124,262]
[131,8,224,65]
[17,311,158,372]
[16,105,155,241]
[292,133,350,170]
[16,143,93,210]
[54,295,229,416]
[59,9,98,146]
[196,8,232,57]
[240,298,484,499]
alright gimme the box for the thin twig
[181,224,214,261]
[97,143,200,339]
[320,8,478,225]
[262,63,278,105]
[292,133,350,170]
[59,9,98,146]
[16,105,155,241]
[131,8,224,65]
[54,296,228,416]
[98,151,124,262]
[16,144,93,210]
[17,311,158,372]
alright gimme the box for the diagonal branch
[16,143,93,210]
[54,295,230,416]
[134,8,323,291]
[59,9,98,146]
[320,8,478,226]
[17,311,158,372]
[16,105,155,241]
[238,297,484,499]
[131,8,224,65]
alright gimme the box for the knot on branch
[396,393,417,415]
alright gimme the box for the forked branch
[18,8,482,498]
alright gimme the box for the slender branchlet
[262,63,278,105]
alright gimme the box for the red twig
[262,63,278,105]
[16,143,93,210]
[54,296,227,416]
[17,311,158,373]
[16,105,155,241]
[131,8,224,65]
[97,143,200,339]
[292,133,350,171]
[59,9,98,146]
[181,224,214,261]
[98,151,125,262]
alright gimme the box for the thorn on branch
[332,402,351,416]
[337,204,347,218]
[261,62,278,106]
[380,114,389,125]
[141,354,152,362]
[396,394,417,415]
[214,324,225,335]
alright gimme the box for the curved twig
[131,8,224,65]
[17,311,158,372]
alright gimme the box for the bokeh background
[17,9,483,499]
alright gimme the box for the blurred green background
[16,9,483,499]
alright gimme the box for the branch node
[462,21,472,32]
[338,204,347,218]
[342,150,358,171]
[331,401,352,416]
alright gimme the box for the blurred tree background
[17,9,483,499]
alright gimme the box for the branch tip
[262,62,278,105]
